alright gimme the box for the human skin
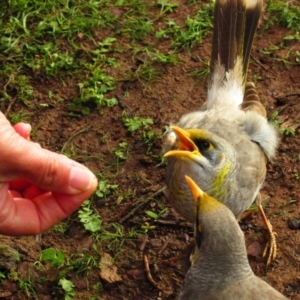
[0,112,98,235]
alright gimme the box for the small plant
[93,222,140,251]
[40,247,65,268]
[8,269,36,298]
[51,222,70,235]
[132,61,162,83]
[69,69,118,116]
[92,282,103,293]
[189,58,210,77]
[265,1,300,31]
[0,271,6,279]
[145,208,168,221]
[156,3,213,49]
[121,17,153,40]
[113,142,129,160]
[1,75,34,107]
[142,129,160,151]
[78,200,101,233]
[116,188,132,205]
[95,180,118,198]
[9,110,31,124]
[59,278,76,300]
[269,111,296,137]
[141,208,167,233]
[157,0,179,14]
[270,111,281,127]
[280,127,296,137]
[68,253,98,274]
[122,111,153,132]
[152,51,180,64]
[141,222,156,233]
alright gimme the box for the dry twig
[143,255,162,291]
[119,187,166,224]
[250,54,268,71]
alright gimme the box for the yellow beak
[185,175,204,205]
[164,126,199,159]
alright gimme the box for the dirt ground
[0,2,300,300]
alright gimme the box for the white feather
[207,58,244,109]
[244,111,278,160]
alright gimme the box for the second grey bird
[179,176,288,300]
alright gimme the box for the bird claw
[262,219,277,266]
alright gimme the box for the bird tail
[207,0,263,110]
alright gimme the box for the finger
[0,183,94,235]
[23,185,44,199]
[13,123,31,140]
[0,113,98,195]
[9,179,30,191]
[8,190,22,197]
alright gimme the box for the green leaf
[40,247,65,267]
[59,278,76,299]
[146,211,158,220]
[78,200,102,232]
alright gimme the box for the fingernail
[69,167,96,194]
[23,123,32,131]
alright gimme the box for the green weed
[40,247,65,268]
[122,112,153,131]
[156,3,213,49]
[146,208,168,221]
[78,200,101,233]
[69,68,118,116]
[270,111,296,137]
[95,180,118,199]
[8,269,36,298]
[59,278,76,300]
[141,222,156,233]
[157,0,179,14]
[265,1,300,31]
[113,142,130,161]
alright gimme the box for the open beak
[164,126,198,159]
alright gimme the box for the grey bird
[179,176,288,300]
[163,0,278,265]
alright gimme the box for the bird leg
[256,194,277,266]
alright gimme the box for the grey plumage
[164,0,277,225]
[179,177,288,300]
[163,0,278,266]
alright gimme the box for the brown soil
[0,2,300,300]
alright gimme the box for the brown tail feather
[210,0,263,84]
[243,0,263,75]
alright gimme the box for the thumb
[13,122,31,140]
[0,115,97,195]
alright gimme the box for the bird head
[185,175,224,250]
[164,126,234,199]
[164,126,229,169]
[185,175,246,259]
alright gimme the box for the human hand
[0,112,98,236]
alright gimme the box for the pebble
[287,218,300,230]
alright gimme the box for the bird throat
[209,159,232,200]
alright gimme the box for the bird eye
[195,140,210,151]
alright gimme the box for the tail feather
[207,0,263,109]
[243,0,263,75]
[210,0,246,73]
